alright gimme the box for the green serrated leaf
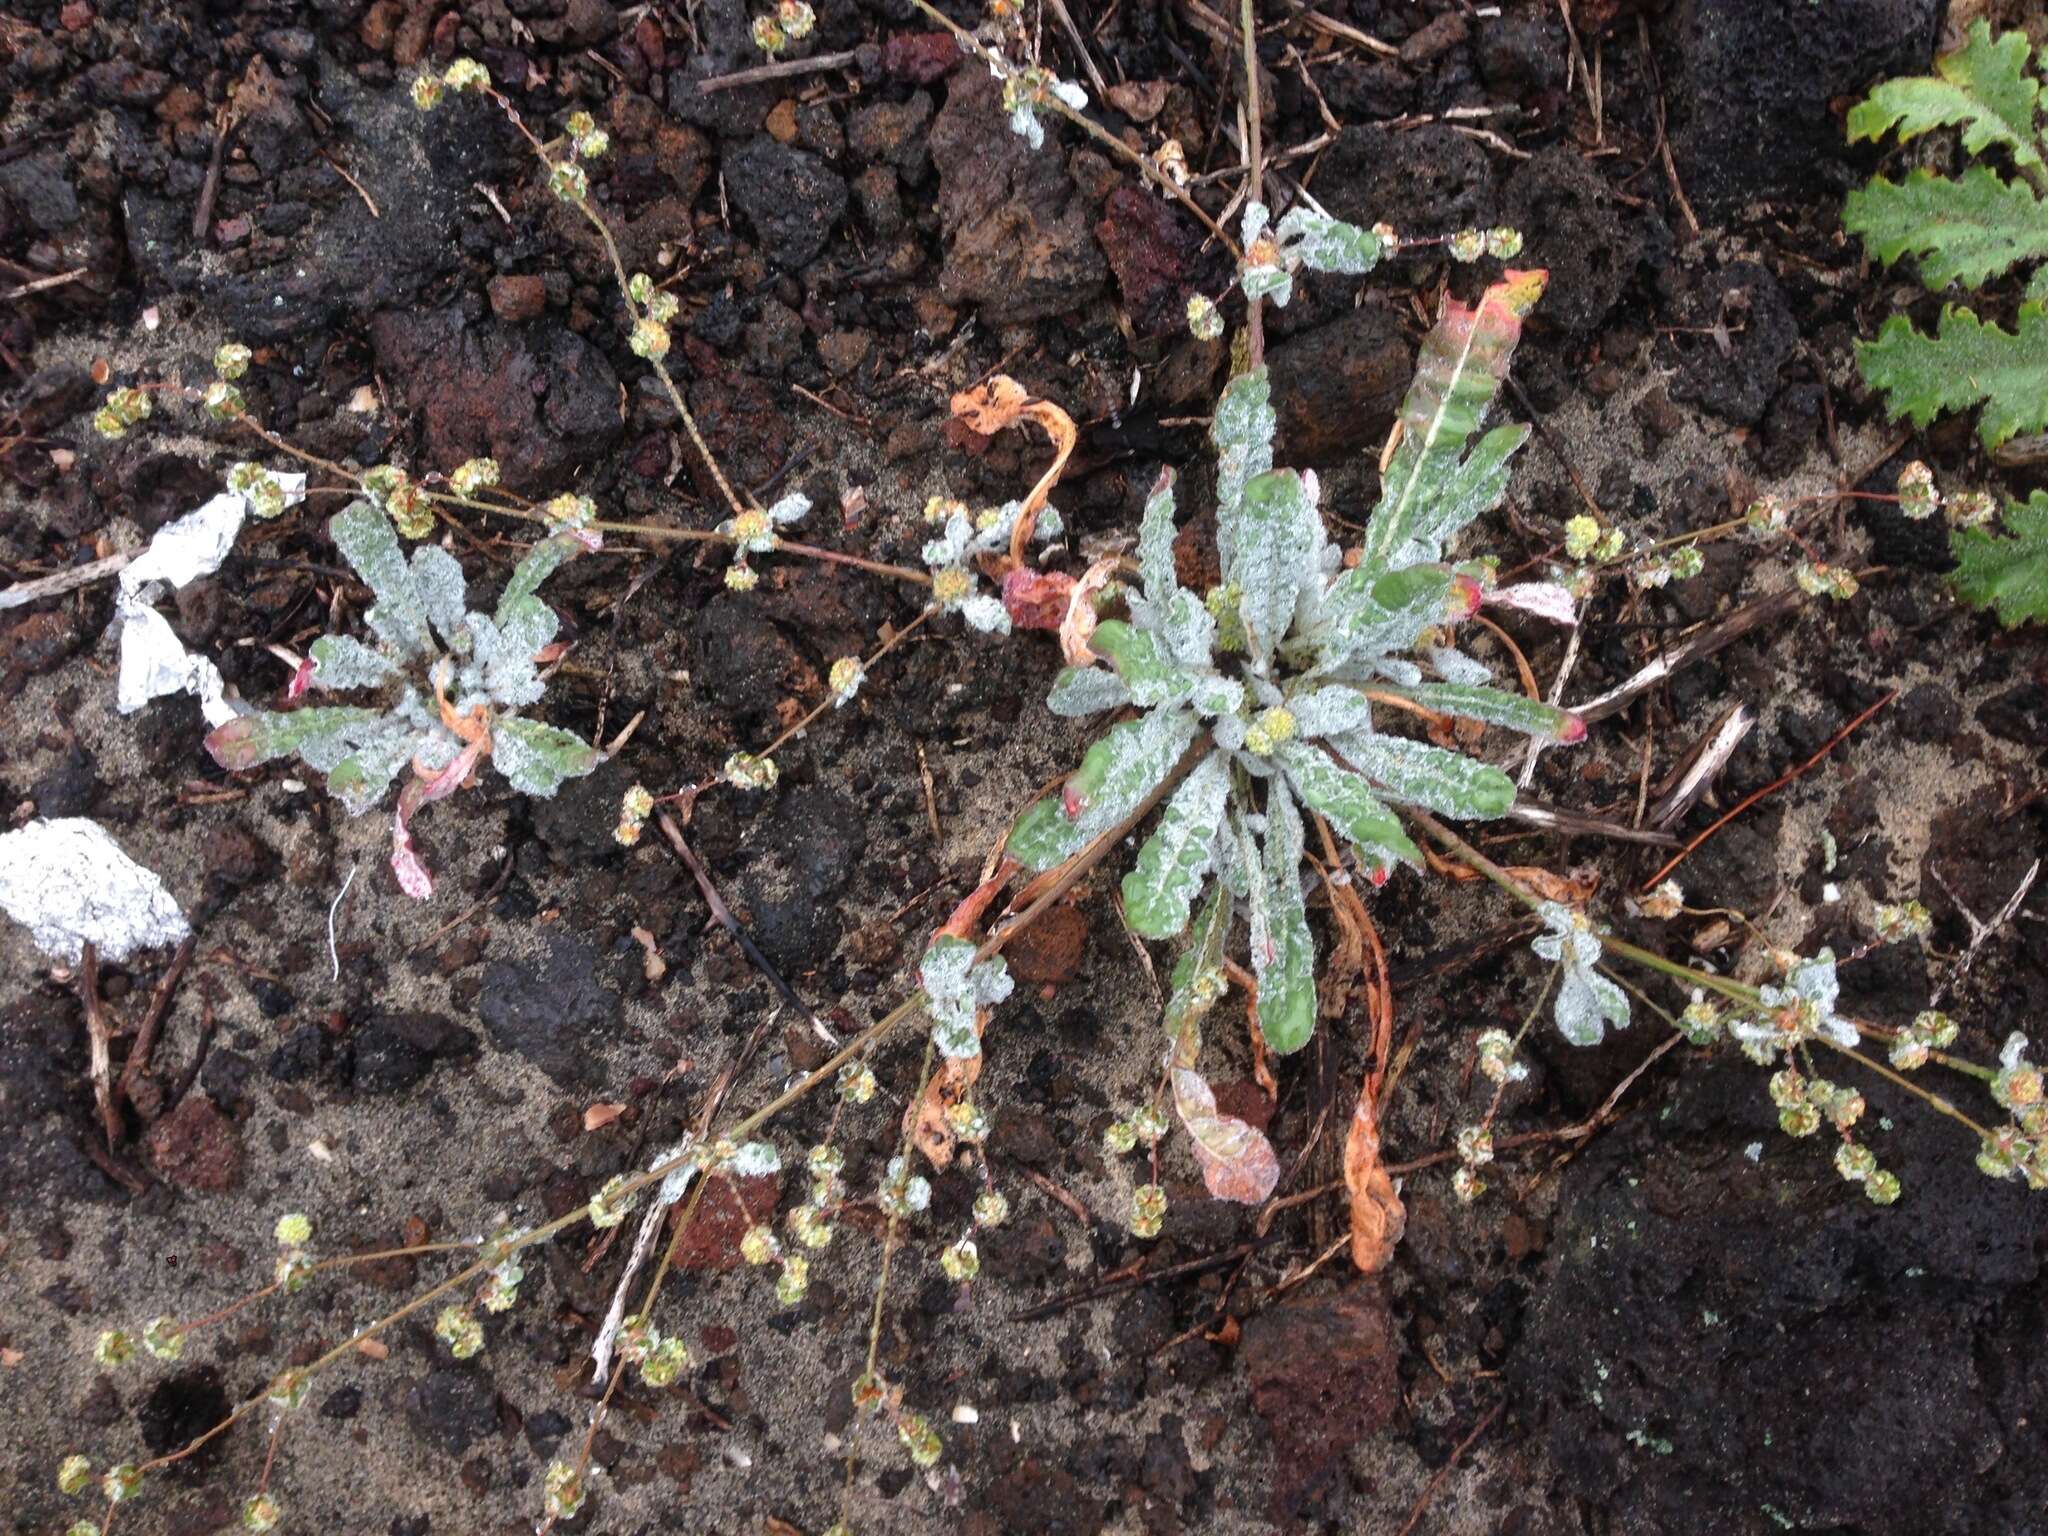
[1340,734,1514,819]
[1952,489,2048,626]
[1122,750,1228,939]
[332,500,433,657]
[1858,302,2048,450]
[1392,682,1581,742]
[1091,619,1199,708]
[1845,166,2048,291]
[1226,469,1320,657]
[1251,782,1316,1054]
[1007,793,1084,871]
[1276,741,1422,871]
[492,715,601,797]
[1846,21,2041,169]
[1310,564,1459,669]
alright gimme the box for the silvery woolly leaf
[1553,959,1629,1047]
[1137,469,1180,609]
[496,593,561,665]
[1009,103,1045,150]
[496,536,575,626]
[1276,741,1422,871]
[1210,368,1276,572]
[960,592,1013,635]
[1392,682,1581,743]
[1228,469,1320,658]
[1341,734,1514,820]
[1212,711,1248,752]
[1157,589,1217,669]
[309,634,398,691]
[1240,263,1294,308]
[730,1141,780,1177]
[206,706,383,772]
[1289,686,1375,740]
[327,725,425,815]
[492,716,601,798]
[1426,645,1494,686]
[1242,199,1271,249]
[767,492,811,526]
[411,546,469,647]
[1047,665,1131,718]
[333,500,433,657]
[920,934,978,1000]
[1190,672,1244,719]
[1091,620,1200,709]
[465,614,545,710]
[1006,708,1199,871]
[971,953,1014,1008]
[1252,782,1316,1054]
[1301,564,1460,680]
[1121,750,1228,939]
[1276,206,1386,276]
[930,992,981,1059]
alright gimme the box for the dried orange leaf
[1343,1086,1406,1272]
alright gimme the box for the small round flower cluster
[588,1173,640,1229]
[1639,880,1685,920]
[1243,704,1297,757]
[362,463,433,539]
[877,1154,933,1220]
[1871,898,1932,943]
[411,55,491,112]
[829,656,865,708]
[448,457,500,497]
[1562,513,1625,564]
[723,751,779,792]
[720,491,811,589]
[751,1,816,56]
[1627,542,1705,591]
[1475,1027,1530,1086]
[1452,1123,1495,1203]
[1745,495,1789,537]
[1102,1105,1171,1235]
[93,385,152,439]
[1887,1008,1956,1071]
[614,783,655,846]
[544,491,597,529]
[1894,460,1996,529]
[543,1459,587,1520]
[617,1312,692,1386]
[434,1302,484,1359]
[1980,1032,2047,1188]
[1447,226,1524,262]
[1186,293,1224,341]
[627,271,681,360]
[1793,559,1859,601]
[274,1211,315,1293]
[229,461,290,520]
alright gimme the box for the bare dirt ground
[3,3,2045,1535]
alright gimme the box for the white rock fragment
[0,818,190,963]
[114,479,305,725]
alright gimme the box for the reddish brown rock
[145,1095,244,1193]
[668,1173,780,1273]
[1095,183,1209,337]
[1242,1282,1400,1523]
[486,274,547,323]
[1005,902,1088,987]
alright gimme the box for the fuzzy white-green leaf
[333,500,434,657]
[1252,781,1316,1053]
[1122,750,1228,939]
[1340,734,1515,819]
[1276,741,1422,871]
[492,716,601,797]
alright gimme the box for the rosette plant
[1008,271,1580,1054]
[205,500,603,896]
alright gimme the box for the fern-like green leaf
[1857,302,2048,450]
[1846,20,2042,169]
[1844,166,2048,290]
[1952,490,2048,627]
